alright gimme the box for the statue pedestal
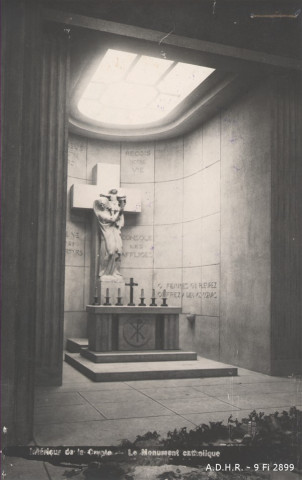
[86,305,181,352]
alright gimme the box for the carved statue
[93,189,126,279]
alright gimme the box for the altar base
[65,304,238,381]
[65,351,237,382]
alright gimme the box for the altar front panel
[86,306,181,352]
[118,314,156,350]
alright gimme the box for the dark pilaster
[35,24,70,385]
[1,0,41,444]
[271,72,302,375]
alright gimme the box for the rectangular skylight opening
[78,49,215,126]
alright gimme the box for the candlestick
[161,288,168,307]
[115,293,123,306]
[104,287,111,306]
[93,283,100,305]
[150,289,157,307]
[139,296,146,307]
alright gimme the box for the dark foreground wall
[270,73,302,375]
[2,0,70,444]
[2,0,41,445]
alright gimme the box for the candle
[152,289,155,297]
[106,288,109,296]
[163,289,166,297]
[118,288,121,297]
[141,289,144,297]
[95,285,98,295]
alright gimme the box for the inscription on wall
[121,228,153,268]
[156,282,218,299]
[125,148,151,175]
[121,143,154,183]
[68,143,84,167]
[156,280,220,314]
[65,227,85,265]
[122,233,153,259]
[68,136,86,179]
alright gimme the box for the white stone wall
[180,116,221,359]
[64,135,121,342]
[64,135,90,342]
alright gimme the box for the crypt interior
[2,0,302,448]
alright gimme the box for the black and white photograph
[2,0,302,478]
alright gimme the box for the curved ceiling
[68,26,265,141]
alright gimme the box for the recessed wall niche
[65,112,221,359]
[65,75,301,375]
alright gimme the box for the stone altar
[86,305,181,353]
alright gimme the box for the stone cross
[70,163,141,213]
[126,277,138,306]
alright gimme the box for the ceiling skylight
[78,49,215,126]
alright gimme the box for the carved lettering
[122,252,152,258]
[69,142,85,153]
[156,281,218,301]
[121,230,153,263]
[65,249,83,256]
[122,234,152,242]
[125,150,151,157]
[124,149,151,175]
[65,229,84,258]
[68,142,86,167]
[132,166,144,174]
[66,230,80,239]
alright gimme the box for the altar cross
[126,277,138,306]
[70,163,141,213]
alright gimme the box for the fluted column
[271,72,302,375]
[35,25,70,385]
[2,0,41,444]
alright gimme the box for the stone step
[66,338,88,353]
[65,353,238,382]
[81,349,197,363]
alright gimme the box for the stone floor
[4,356,302,479]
